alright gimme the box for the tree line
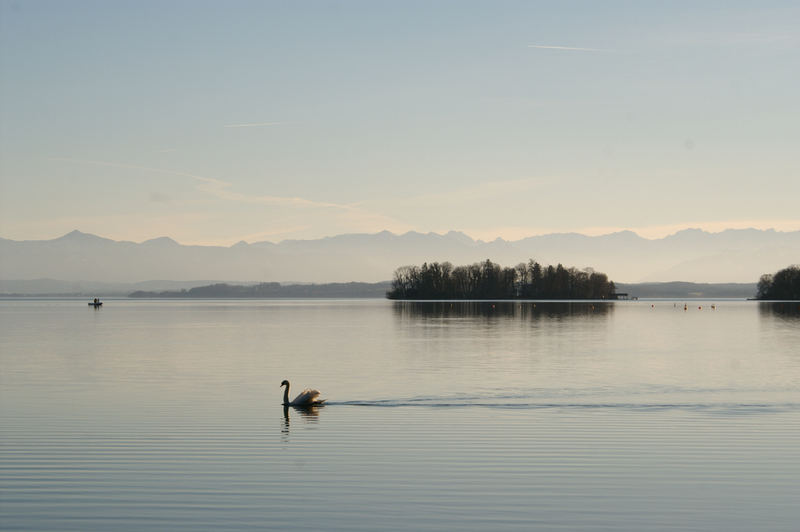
[756,265,800,300]
[386,259,616,300]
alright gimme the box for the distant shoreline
[615,282,756,299]
[1,281,758,299]
[128,281,392,299]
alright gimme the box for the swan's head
[280,380,289,387]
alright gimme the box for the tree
[757,265,800,300]
[757,274,774,299]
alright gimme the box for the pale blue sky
[1,1,798,244]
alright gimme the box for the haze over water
[1,299,799,530]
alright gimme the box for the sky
[1,0,798,245]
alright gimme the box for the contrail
[49,157,348,210]
[223,121,283,128]
[528,44,608,52]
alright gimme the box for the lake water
[1,299,799,531]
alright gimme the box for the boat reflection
[392,300,614,320]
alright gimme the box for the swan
[280,380,325,406]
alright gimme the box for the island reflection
[392,300,614,320]
[758,301,800,319]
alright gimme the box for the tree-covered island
[386,259,616,300]
[756,265,800,300]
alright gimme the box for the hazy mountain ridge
[1,228,798,286]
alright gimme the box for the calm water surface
[1,299,799,530]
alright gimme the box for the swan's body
[280,380,325,406]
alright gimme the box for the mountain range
[1,228,798,291]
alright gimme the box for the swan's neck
[283,384,290,405]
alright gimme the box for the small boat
[88,299,103,307]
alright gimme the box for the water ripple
[331,397,800,413]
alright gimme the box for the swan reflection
[281,404,324,435]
